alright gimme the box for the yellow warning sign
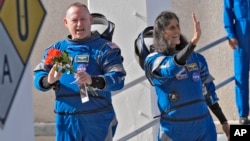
[0,0,46,64]
[0,0,46,128]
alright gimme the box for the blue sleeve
[144,53,183,86]
[99,43,126,91]
[203,82,219,106]
[33,45,56,92]
[197,53,219,105]
[223,0,236,39]
[33,68,50,91]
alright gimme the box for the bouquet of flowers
[44,49,74,74]
[44,49,98,103]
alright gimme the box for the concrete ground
[35,135,228,141]
[35,135,227,141]
[36,136,55,141]
[35,121,235,141]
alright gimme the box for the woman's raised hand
[191,13,201,45]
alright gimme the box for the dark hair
[153,11,188,55]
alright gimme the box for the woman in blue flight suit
[135,11,229,140]
[223,0,250,124]
[135,25,230,140]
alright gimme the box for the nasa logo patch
[192,72,200,81]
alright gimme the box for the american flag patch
[107,42,119,49]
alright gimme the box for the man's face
[64,6,92,40]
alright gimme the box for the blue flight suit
[144,52,217,141]
[224,0,250,117]
[33,33,126,141]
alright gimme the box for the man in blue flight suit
[223,0,250,124]
[33,2,126,141]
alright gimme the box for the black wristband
[41,76,52,89]
[90,76,105,89]
[209,102,227,124]
[41,76,59,90]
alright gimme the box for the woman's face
[163,18,180,47]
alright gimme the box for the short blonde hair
[66,2,90,15]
